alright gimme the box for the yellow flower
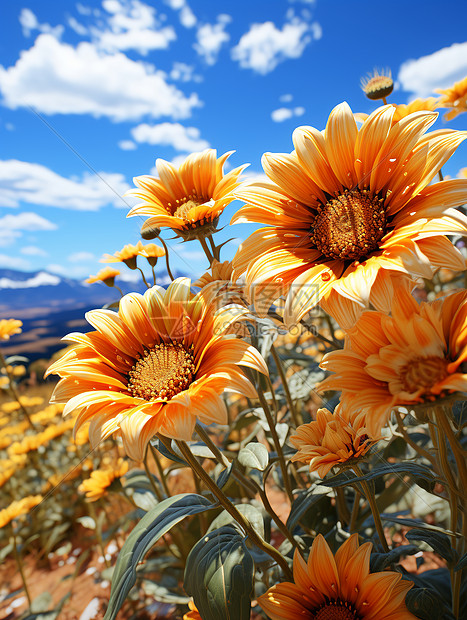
[391,97,440,123]
[78,459,129,501]
[232,103,467,326]
[1,396,44,413]
[0,465,16,488]
[258,534,415,620]
[290,404,381,477]
[318,288,467,432]
[0,319,22,340]
[126,149,247,241]
[0,376,9,389]
[0,495,43,529]
[361,69,394,101]
[12,365,26,377]
[138,243,166,267]
[46,278,268,460]
[436,76,467,121]
[101,242,145,270]
[86,267,121,286]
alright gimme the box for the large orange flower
[290,404,381,477]
[126,149,247,240]
[258,533,415,620]
[231,103,467,326]
[46,279,267,460]
[318,287,467,432]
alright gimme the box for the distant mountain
[0,268,187,362]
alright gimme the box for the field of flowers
[1,73,467,620]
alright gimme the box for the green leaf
[286,488,330,532]
[406,529,457,564]
[369,545,419,572]
[405,586,453,620]
[380,515,459,538]
[238,442,269,471]
[207,503,264,539]
[104,493,214,620]
[184,525,254,620]
[215,463,234,490]
[455,551,467,572]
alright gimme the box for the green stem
[270,344,301,428]
[137,267,151,289]
[12,528,32,607]
[198,236,214,265]
[207,233,220,261]
[0,349,35,429]
[256,383,294,504]
[149,443,171,497]
[113,285,125,297]
[175,439,293,580]
[353,465,389,552]
[349,490,361,533]
[151,265,157,286]
[159,238,176,281]
[394,410,438,469]
[335,488,351,526]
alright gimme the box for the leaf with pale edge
[184,525,254,620]
[104,493,214,620]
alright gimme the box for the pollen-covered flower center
[314,601,360,620]
[128,342,195,401]
[170,194,203,219]
[400,356,449,394]
[313,190,386,261]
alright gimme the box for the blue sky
[1,0,467,284]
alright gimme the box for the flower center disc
[314,601,359,620]
[173,198,200,219]
[400,356,449,394]
[313,190,386,261]
[128,342,195,401]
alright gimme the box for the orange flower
[138,243,165,266]
[79,459,129,501]
[0,319,22,340]
[86,267,121,286]
[126,149,247,240]
[183,601,202,620]
[258,534,415,620]
[318,288,467,432]
[232,102,467,326]
[0,495,43,529]
[46,278,268,460]
[355,98,441,126]
[101,242,144,269]
[290,404,380,478]
[436,76,467,121]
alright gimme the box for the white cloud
[20,246,48,256]
[67,16,89,36]
[164,0,197,28]
[231,16,319,74]
[0,34,201,122]
[398,42,467,98]
[0,211,57,247]
[194,15,231,65]
[19,8,63,39]
[68,251,96,262]
[170,62,201,83]
[131,122,209,151]
[0,254,30,270]
[118,139,137,150]
[271,105,305,122]
[279,93,293,103]
[0,271,61,288]
[0,160,131,210]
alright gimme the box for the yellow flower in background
[183,601,202,620]
[101,242,144,269]
[0,465,16,488]
[78,459,129,501]
[0,319,23,340]
[0,495,43,529]
[232,103,467,326]
[193,259,235,288]
[318,288,467,432]
[8,419,74,456]
[355,98,441,126]
[258,534,415,620]
[1,396,44,414]
[46,278,268,460]
[11,365,27,377]
[126,149,247,241]
[86,267,121,287]
[436,76,467,120]
[290,404,381,477]
[361,69,394,101]
[0,376,9,389]
[138,243,166,266]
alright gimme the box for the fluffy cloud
[0,254,31,270]
[68,251,96,262]
[130,122,209,151]
[271,106,305,122]
[194,15,231,65]
[20,246,49,257]
[0,160,131,210]
[0,212,57,247]
[164,0,197,28]
[0,272,61,288]
[231,16,320,74]
[19,8,63,38]
[118,139,137,150]
[398,42,467,98]
[170,62,201,83]
[0,34,201,121]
